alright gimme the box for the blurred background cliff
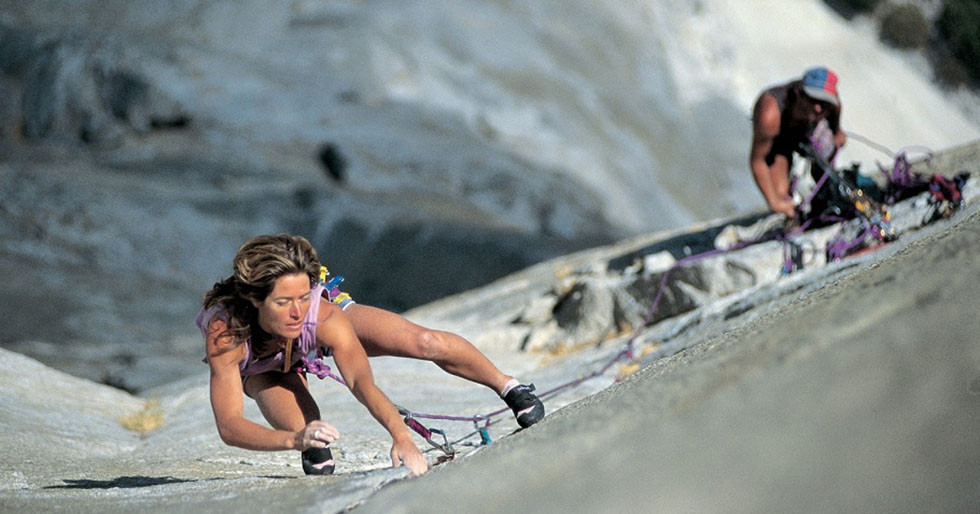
[1,0,978,391]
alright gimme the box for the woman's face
[252,272,312,340]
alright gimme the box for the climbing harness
[319,266,354,309]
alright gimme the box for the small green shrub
[938,0,980,80]
[879,4,930,49]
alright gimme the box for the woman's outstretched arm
[316,300,428,475]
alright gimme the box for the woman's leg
[245,372,335,474]
[344,304,512,394]
[245,372,320,431]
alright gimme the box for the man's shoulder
[752,95,781,134]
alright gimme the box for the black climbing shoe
[302,446,335,475]
[503,383,545,428]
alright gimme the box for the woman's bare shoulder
[205,316,245,362]
[316,296,343,324]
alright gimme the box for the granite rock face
[2,0,979,391]
[0,23,188,144]
[2,1,980,510]
[2,145,978,513]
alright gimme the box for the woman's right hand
[390,436,428,476]
[297,420,340,451]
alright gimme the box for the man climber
[749,66,847,218]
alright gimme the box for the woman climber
[197,233,544,475]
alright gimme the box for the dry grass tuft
[616,344,660,381]
[119,399,165,436]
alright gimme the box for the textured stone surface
[2,168,979,513]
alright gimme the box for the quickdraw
[397,406,455,457]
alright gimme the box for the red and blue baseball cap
[801,67,840,106]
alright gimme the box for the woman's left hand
[390,437,428,476]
